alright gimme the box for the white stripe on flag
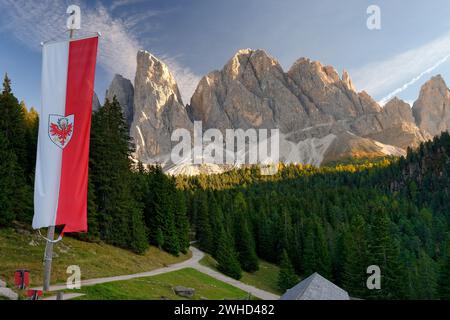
[32,41,69,229]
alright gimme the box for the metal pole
[42,28,75,292]
[42,226,55,291]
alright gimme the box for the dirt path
[38,246,280,300]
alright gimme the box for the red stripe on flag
[56,37,98,232]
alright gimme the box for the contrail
[379,54,450,106]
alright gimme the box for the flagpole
[42,28,75,293]
[42,226,55,291]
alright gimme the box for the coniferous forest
[1,75,450,299]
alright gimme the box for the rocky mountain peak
[342,69,355,91]
[92,92,101,111]
[383,97,414,123]
[419,74,449,95]
[131,50,192,163]
[106,74,134,127]
[223,48,283,81]
[288,57,381,118]
[136,50,183,110]
[288,58,341,86]
[413,74,450,136]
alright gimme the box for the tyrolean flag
[32,36,98,233]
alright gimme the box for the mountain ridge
[104,48,450,174]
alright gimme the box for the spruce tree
[367,205,405,299]
[0,74,27,164]
[144,165,181,255]
[0,131,18,226]
[278,249,298,293]
[0,74,31,223]
[2,73,11,93]
[174,190,190,253]
[216,227,242,280]
[414,250,437,299]
[90,97,148,253]
[302,218,331,278]
[438,239,450,299]
[233,192,259,272]
[196,191,214,253]
[342,215,369,298]
[22,104,39,182]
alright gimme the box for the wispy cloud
[378,54,450,105]
[351,32,450,104]
[0,0,200,103]
[110,0,148,12]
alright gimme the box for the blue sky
[1,0,450,109]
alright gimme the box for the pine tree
[22,104,39,182]
[278,249,298,293]
[90,97,148,253]
[2,73,11,93]
[414,250,437,299]
[302,218,331,278]
[256,211,275,262]
[216,227,242,280]
[0,74,27,164]
[342,215,369,298]
[0,131,18,226]
[174,190,190,254]
[232,192,259,272]
[438,239,450,299]
[196,191,214,253]
[144,165,181,255]
[367,205,405,299]
[0,74,31,223]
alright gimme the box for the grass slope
[0,226,190,287]
[74,268,249,300]
[199,254,282,295]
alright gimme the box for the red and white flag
[33,36,98,233]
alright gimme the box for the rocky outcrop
[92,92,101,111]
[106,74,134,127]
[187,50,383,133]
[188,49,419,164]
[351,98,431,149]
[413,75,450,137]
[131,50,192,163]
[173,286,195,298]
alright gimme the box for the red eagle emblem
[48,114,74,148]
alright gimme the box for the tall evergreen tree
[438,239,450,299]
[216,227,242,280]
[0,74,27,164]
[22,104,39,182]
[302,217,332,278]
[173,190,190,253]
[278,249,298,293]
[367,205,405,299]
[196,191,214,253]
[0,74,31,222]
[90,97,148,253]
[342,215,369,298]
[414,250,437,299]
[233,192,259,272]
[144,165,181,255]
[0,131,18,226]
